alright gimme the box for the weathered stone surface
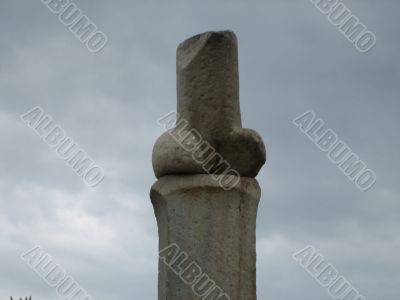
[151,175,260,300]
[152,31,266,179]
[151,31,265,300]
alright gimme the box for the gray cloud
[1,0,399,299]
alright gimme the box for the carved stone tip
[177,31,237,70]
[153,31,266,179]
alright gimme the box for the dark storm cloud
[1,0,399,299]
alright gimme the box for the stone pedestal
[151,175,260,300]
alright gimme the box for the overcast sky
[1,0,399,299]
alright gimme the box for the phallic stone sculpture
[151,30,266,300]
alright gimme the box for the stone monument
[151,30,266,300]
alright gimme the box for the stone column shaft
[151,31,266,300]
